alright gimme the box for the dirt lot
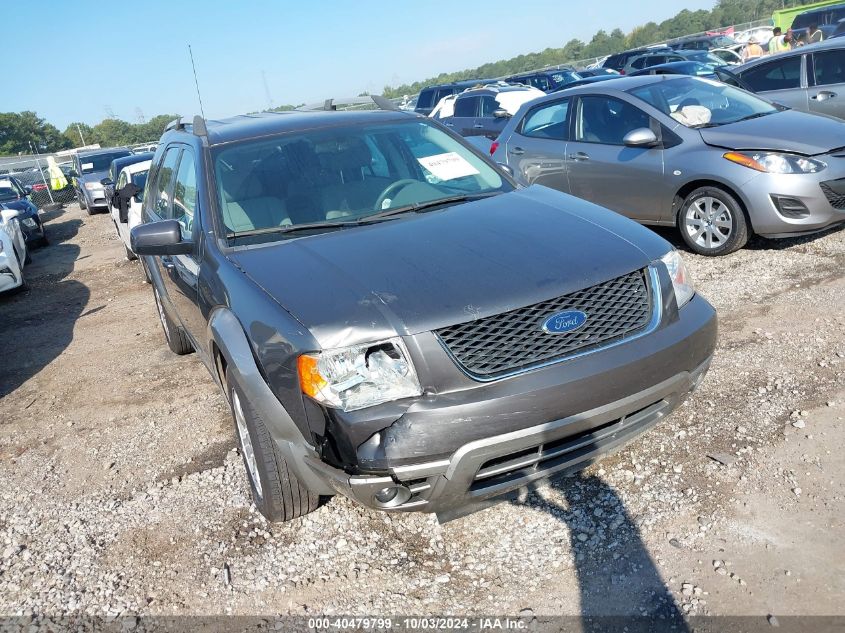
[0,203,843,623]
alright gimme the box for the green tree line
[0,112,178,157]
[381,0,819,98]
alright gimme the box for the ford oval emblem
[542,310,588,334]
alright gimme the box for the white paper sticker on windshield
[82,162,94,170]
[417,152,479,181]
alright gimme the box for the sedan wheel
[685,196,732,250]
[679,187,749,256]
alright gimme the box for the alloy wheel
[684,196,733,250]
[232,391,263,499]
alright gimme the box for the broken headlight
[660,250,694,309]
[298,337,422,412]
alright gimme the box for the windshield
[687,51,728,67]
[628,76,778,128]
[713,35,737,47]
[79,151,132,174]
[213,119,510,241]
[0,178,21,201]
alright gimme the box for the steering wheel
[374,179,419,211]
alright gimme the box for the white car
[0,207,27,293]
[109,160,151,261]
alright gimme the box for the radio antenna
[188,44,207,120]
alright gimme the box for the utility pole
[75,123,87,146]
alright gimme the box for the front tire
[679,187,748,256]
[123,242,137,261]
[152,285,193,355]
[226,368,319,522]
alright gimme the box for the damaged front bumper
[301,357,711,520]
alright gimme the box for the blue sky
[13,0,714,129]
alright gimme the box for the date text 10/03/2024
[308,617,529,630]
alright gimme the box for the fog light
[375,487,399,504]
[771,195,810,219]
[372,484,411,508]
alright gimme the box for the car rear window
[416,89,436,109]
[80,151,132,174]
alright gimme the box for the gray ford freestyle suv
[131,109,717,522]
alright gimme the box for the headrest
[329,137,372,171]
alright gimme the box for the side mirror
[23,185,32,196]
[492,108,511,119]
[130,220,193,256]
[623,127,659,148]
[497,163,515,177]
[101,178,113,186]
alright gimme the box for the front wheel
[678,187,749,256]
[226,368,319,522]
[152,285,193,355]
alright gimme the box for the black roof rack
[297,95,402,112]
[164,115,208,137]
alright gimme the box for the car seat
[219,166,289,233]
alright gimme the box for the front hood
[229,186,664,347]
[699,110,845,155]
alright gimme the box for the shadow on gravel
[515,474,688,632]
[0,216,88,399]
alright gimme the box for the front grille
[436,269,652,379]
[821,179,845,210]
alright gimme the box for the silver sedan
[491,75,845,255]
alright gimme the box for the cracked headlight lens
[661,250,695,308]
[298,337,422,412]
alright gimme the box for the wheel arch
[672,179,754,233]
[206,307,333,495]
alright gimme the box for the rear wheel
[152,285,193,355]
[679,187,748,256]
[226,367,319,522]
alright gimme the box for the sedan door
[808,47,845,118]
[505,97,572,193]
[565,95,667,223]
[736,54,809,111]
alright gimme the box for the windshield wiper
[226,192,502,240]
[227,219,370,240]
[730,112,773,124]
[367,191,502,220]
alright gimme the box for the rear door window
[812,49,845,86]
[454,96,479,117]
[739,56,802,92]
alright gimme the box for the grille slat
[436,270,651,378]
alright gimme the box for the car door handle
[160,256,176,270]
[473,124,484,129]
[509,147,525,155]
[813,90,837,101]
[444,122,454,127]
[568,152,590,161]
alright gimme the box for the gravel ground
[0,203,843,621]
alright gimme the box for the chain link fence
[0,156,77,209]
